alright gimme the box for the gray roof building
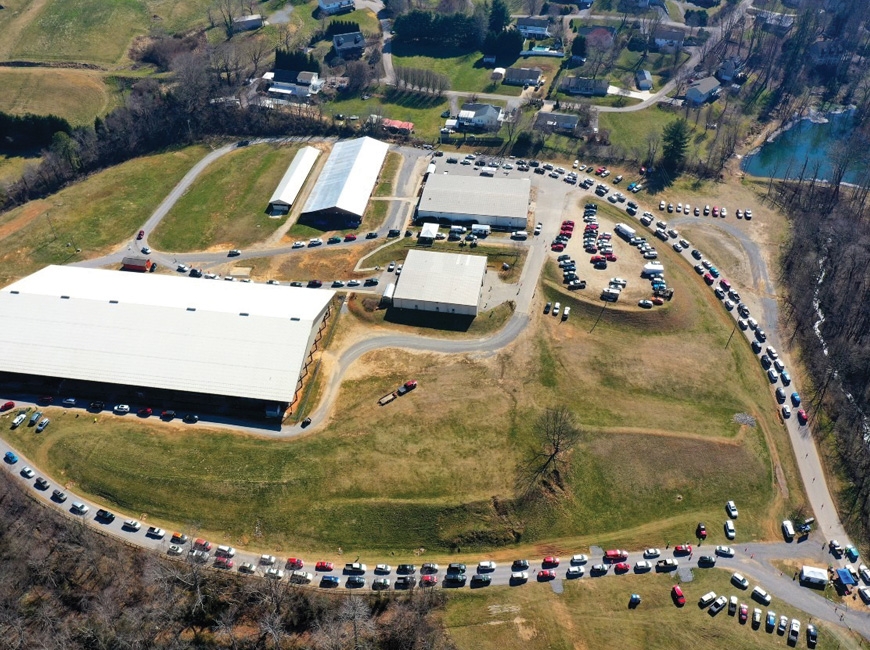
[392,250,488,317]
[533,112,579,134]
[503,67,542,86]
[416,174,529,229]
[333,31,365,58]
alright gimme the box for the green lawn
[290,1,381,39]
[0,154,34,186]
[327,90,450,141]
[11,0,149,64]
[0,145,210,284]
[374,151,402,197]
[611,49,690,91]
[445,569,861,650]
[362,237,525,274]
[599,107,682,155]
[0,68,119,125]
[150,143,302,252]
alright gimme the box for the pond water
[741,109,868,183]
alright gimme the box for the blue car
[320,575,340,588]
[791,392,801,406]
[781,371,792,385]
[4,451,17,464]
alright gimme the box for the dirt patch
[513,617,537,642]
[0,200,49,240]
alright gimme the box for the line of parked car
[700,588,815,647]
[658,199,753,221]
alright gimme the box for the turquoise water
[742,110,868,183]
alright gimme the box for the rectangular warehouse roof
[417,174,530,222]
[393,250,487,309]
[302,137,390,219]
[269,145,321,210]
[0,266,335,403]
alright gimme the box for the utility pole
[725,321,737,348]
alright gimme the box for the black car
[396,576,417,588]
[183,414,199,424]
[444,573,467,585]
[189,268,203,278]
[307,280,323,288]
[96,509,115,522]
[89,401,105,412]
[511,559,530,571]
[327,236,342,244]
[363,278,380,286]
[471,574,491,586]
[346,576,365,588]
[161,410,176,420]
[52,489,67,502]
[365,232,378,239]
[387,229,401,237]
[397,564,416,574]
[34,477,49,490]
[698,555,717,567]
[447,563,466,574]
[543,302,551,314]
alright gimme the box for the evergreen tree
[571,34,587,58]
[661,119,690,171]
[488,0,511,33]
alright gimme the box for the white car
[725,520,736,539]
[726,500,739,518]
[265,568,285,580]
[747,317,758,330]
[732,572,749,589]
[715,545,735,557]
[114,404,130,414]
[11,413,26,428]
[20,466,35,479]
[478,560,497,571]
[71,501,89,515]
[123,519,142,531]
[511,571,528,582]
[570,554,588,565]
[635,560,652,571]
[292,241,305,249]
[260,555,276,565]
[375,564,392,574]
[168,544,183,555]
[566,566,585,578]
[308,238,323,247]
[644,548,661,558]
[553,302,560,316]
[387,262,396,272]
[859,564,870,584]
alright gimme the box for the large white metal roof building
[268,145,320,213]
[302,137,389,220]
[392,250,487,316]
[416,174,530,229]
[0,266,334,405]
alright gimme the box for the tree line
[394,66,451,95]
[0,469,457,650]
[393,10,486,50]
[0,111,72,153]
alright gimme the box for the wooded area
[0,470,456,649]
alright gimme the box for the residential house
[318,0,355,15]
[758,11,795,36]
[653,26,685,52]
[457,103,504,130]
[533,112,579,136]
[516,17,550,39]
[503,67,543,87]
[266,70,325,100]
[716,57,744,82]
[808,39,847,66]
[382,118,414,135]
[560,76,608,96]
[578,25,616,50]
[333,32,366,59]
[685,76,720,105]
[636,70,653,91]
[233,14,264,32]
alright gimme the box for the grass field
[327,90,450,141]
[290,2,381,39]
[0,68,118,125]
[599,107,683,155]
[0,154,35,185]
[444,569,861,650]
[362,238,526,276]
[374,151,402,197]
[0,144,209,284]
[149,143,303,252]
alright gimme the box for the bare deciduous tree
[517,407,583,498]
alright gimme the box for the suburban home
[318,0,355,15]
[808,39,847,65]
[758,10,795,36]
[578,25,616,50]
[685,76,720,105]
[636,69,653,91]
[457,103,504,130]
[265,70,325,100]
[653,26,685,51]
[516,17,550,38]
[533,112,579,136]
[333,32,366,59]
[233,14,264,32]
[503,67,543,87]
[560,75,608,96]
[716,57,744,82]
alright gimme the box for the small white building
[490,67,506,81]
[800,566,828,586]
[686,76,721,105]
[419,222,440,243]
[268,146,321,214]
[392,250,488,317]
[457,103,504,130]
[318,0,355,15]
[233,14,264,31]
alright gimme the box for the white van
[216,545,236,558]
[471,224,491,236]
[698,591,717,607]
[450,225,467,234]
[752,586,771,605]
[511,231,528,240]
[782,519,795,541]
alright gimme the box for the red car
[596,167,606,175]
[561,223,574,231]
[0,401,14,412]
[137,407,152,417]
[739,603,748,622]
[696,523,707,539]
[598,233,611,240]
[712,206,720,216]
[604,253,617,262]
[38,396,53,405]
[614,562,630,573]
[194,538,212,551]
[703,273,715,285]
[538,569,556,580]
[590,255,606,263]
[797,409,808,424]
[542,556,560,567]
[652,297,664,305]
[286,557,304,569]
[585,223,599,230]
[674,544,693,555]
[315,561,334,571]
[137,230,145,240]
[604,550,628,562]
[672,585,686,606]
[551,244,565,252]
[563,220,575,227]
[422,574,438,586]
[560,231,572,239]
[344,234,357,241]
[215,557,234,569]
